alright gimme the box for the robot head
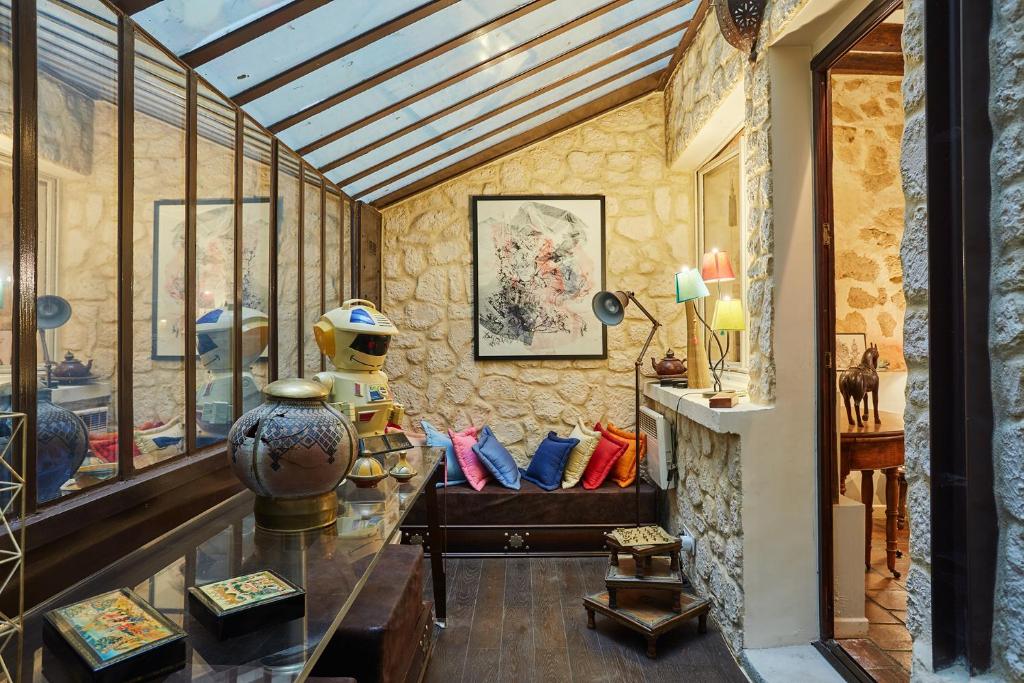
[314,299,397,372]
[196,306,269,371]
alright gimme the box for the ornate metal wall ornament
[711,0,768,62]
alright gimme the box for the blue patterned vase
[228,378,357,532]
[37,388,90,503]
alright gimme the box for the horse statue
[839,344,880,427]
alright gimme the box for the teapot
[651,349,686,377]
[53,351,93,378]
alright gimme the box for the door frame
[810,0,903,646]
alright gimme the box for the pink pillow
[449,427,491,491]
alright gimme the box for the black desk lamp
[592,290,660,527]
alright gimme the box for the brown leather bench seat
[401,480,659,555]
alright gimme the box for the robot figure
[196,306,269,437]
[313,299,404,437]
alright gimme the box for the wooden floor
[423,557,747,683]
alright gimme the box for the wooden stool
[605,535,681,579]
[606,555,685,613]
[584,590,709,658]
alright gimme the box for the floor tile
[868,623,913,651]
[889,651,912,669]
[865,599,900,624]
[890,610,907,624]
[865,666,910,683]
[866,590,907,611]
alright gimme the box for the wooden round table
[839,410,905,578]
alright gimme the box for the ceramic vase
[37,389,90,503]
[228,378,357,532]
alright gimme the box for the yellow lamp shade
[711,298,745,331]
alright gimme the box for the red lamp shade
[701,250,736,283]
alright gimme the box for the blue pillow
[472,426,521,490]
[421,420,467,487]
[521,432,579,491]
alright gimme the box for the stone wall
[832,75,906,371]
[664,412,743,653]
[381,93,695,462]
[898,0,933,676]
[664,10,743,165]
[989,0,1024,678]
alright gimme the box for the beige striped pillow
[561,420,601,488]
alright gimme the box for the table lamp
[592,290,660,526]
[701,248,736,284]
[710,296,745,388]
[674,268,713,389]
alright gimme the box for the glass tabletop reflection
[22,446,441,681]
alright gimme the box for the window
[697,134,747,373]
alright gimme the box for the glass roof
[125,0,699,206]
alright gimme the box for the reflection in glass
[325,191,342,311]
[276,152,301,379]
[303,173,322,377]
[242,122,272,398]
[133,36,187,470]
[35,0,120,503]
[195,85,235,444]
[699,138,743,367]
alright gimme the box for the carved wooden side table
[839,410,905,578]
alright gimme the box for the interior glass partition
[242,120,272,398]
[276,150,301,379]
[302,169,322,377]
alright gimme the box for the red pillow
[581,430,627,490]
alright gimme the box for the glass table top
[21,446,442,681]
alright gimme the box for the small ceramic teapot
[651,349,686,377]
[53,351,93,378]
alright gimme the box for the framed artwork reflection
[152,197,273,360]
[471,195,606,360]
[836,332,867,370]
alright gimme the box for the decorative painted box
[42,587,187,682]
[187,570,305,640]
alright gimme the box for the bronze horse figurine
[839,344,880,427]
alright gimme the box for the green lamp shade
[712,298,746,331]
[675,268,710,303]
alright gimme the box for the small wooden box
[43,587,187,682]
[188,570,305,640]
[709,392,739,408]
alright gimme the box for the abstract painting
[46,588,182,665]
[152,197,272,359]
[196,571,298,614]
[472,195,605,360]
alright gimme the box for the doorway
[812,1,912,681]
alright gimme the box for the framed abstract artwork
[152,197,272,360]
[472,195,606,360]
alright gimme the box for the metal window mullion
[268,140,279,382]
[116,15,135,479]
[12,0,39,512]
[184,73,197,453]
[319,180,326,372]
[337,192,344,307]
[232,109,243,421]
[296,161,305,378]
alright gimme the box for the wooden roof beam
[233,0,460,105]
[359,56,668,204]
[110,0,162,14]
[853,22,903,53]
[659,0,708,90]
[270,0,647,134]
[180,0,332,67]
[310,1,689,165]
[832,51,904,75]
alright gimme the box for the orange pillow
[600,422,647,487]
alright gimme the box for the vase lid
[263,378,328,400]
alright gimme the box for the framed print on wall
[472,195,606,360]
[836,332,867,370]
[152,197,272,360]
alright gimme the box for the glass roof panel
[37,0,118,103]
[133,0,294,56]
[245,0,534,124]
[325,34,679,180]
[307,21,683,172]
[208,0,520,101]
[345,58,670,201]
[283,0,691,153]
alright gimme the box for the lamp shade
[701,250,736,283]
[592,290,629,326]
[675,268,710,303]
[711,297,745,331]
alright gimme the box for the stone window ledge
[644,380,773,436]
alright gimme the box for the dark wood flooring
[423,557,747,682]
